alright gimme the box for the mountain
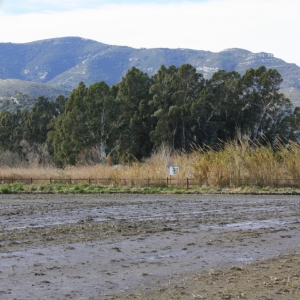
[0,37,300,104]
[281,88,300,107]
[0,79,70,98]
[0,92,37,112]
[0,79,70,112]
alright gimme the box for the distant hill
[281,88,300,107]
[0,79,70,112]
[0,79,70,98]
[0,92,37,112]
[0,37,299,107]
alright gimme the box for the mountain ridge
[0,37,299,106]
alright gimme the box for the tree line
[1,64,300,166]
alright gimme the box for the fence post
[89,178,91,185]
[31,178,33,184]
[167,177,169,186]
[69,178,72,185]
[186,177,189,189]
[50,177,51,184]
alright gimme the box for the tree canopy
[0,64,299,166]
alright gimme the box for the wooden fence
[1,177,300,188]
[0,177,194,188]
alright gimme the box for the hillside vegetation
[0,79,70,112]
[0,79,70,98]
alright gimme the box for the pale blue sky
[0,0,299,66]
[1,0,208,14]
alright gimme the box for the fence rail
[1,177,300,189]
[0,177,194,188]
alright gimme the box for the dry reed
[1,139,300,188]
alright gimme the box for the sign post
[169,166,179,187]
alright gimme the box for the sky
[0,0,299,66]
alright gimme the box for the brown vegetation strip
[2,138,300,190]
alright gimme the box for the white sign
[170,166,179,176]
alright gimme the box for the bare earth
[0,194,299,300]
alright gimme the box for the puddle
[235,257,254,262]
[146,254,173,261]
[202,218,292,231]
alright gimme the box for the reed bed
[1,139,300,188]
[191,139,300,188]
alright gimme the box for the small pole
[89,178,91,184]
[186,177,189,189]
[50,177,51,184]
[31,178,33,184]
[69,178,72,185]
[167,177,169,186]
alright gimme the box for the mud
[0,194,299,299]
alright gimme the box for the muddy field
[0,194,300,299]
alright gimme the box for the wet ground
[0,194,299,299]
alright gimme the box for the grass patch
[1,183,300,195]
[0,185,11,194]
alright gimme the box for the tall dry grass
[191,138,300,187]
[1,139,300,187]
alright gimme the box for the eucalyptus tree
[149,65,178,149]
[241,66,293,141]
[22,96,56,144]
[149,64,204,150]
[171,64,205,149]
[0,110,24,153]
[115,67,154,162]
[190,70,243,145]
[281,107,300,141]
[50,81,119,165]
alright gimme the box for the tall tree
[192,70,243,143]
[50,82,119,165]
[115,67,154,162]
[171,64,205,149]
[0,110,24,153]
[149,65,178,149]
[241,66,293,140]
[23,96,56,144]
[150,64,204,150]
